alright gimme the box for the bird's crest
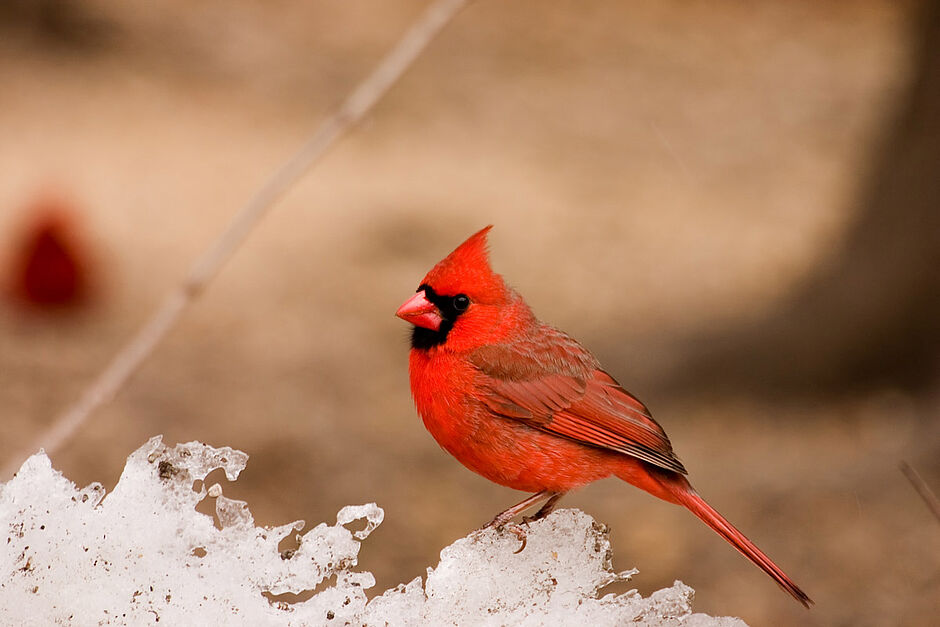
[421,226,507,303]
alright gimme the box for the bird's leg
[481,490,560,553]
[523,492,565,524]
[482,490,555,529]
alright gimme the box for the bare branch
[1,0,469,479]
[900,461,940,525]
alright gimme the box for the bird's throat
[411,321,454,350]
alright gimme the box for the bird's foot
[504,522,527,553]
[480,517,528,553]
[521,509,550,525]
[479,490,565,553]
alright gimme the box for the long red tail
[617,462,813,607]
[673,481,812,607]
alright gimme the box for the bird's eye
[453,294,470,312]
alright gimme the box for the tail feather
[673,485,813,608]
[613,457,812,606]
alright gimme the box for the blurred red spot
[9,197,91,308]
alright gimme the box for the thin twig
[900,461,940,525]
[1,0,469,479]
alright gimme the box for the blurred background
[1,0,938,624]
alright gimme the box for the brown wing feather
[469,331,687,475]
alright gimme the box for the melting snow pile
[0,437,746,626]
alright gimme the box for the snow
[0,437,746,626]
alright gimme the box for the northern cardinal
[396,226,811,607]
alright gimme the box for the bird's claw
[504,522,527,553]
[480,519,528,553]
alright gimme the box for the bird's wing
[468,335,687,474]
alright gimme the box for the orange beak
[396,290,443,331]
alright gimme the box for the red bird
[396,226,811,607]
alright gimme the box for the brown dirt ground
[1,1,937,625]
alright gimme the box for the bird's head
[396,226,522,350]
